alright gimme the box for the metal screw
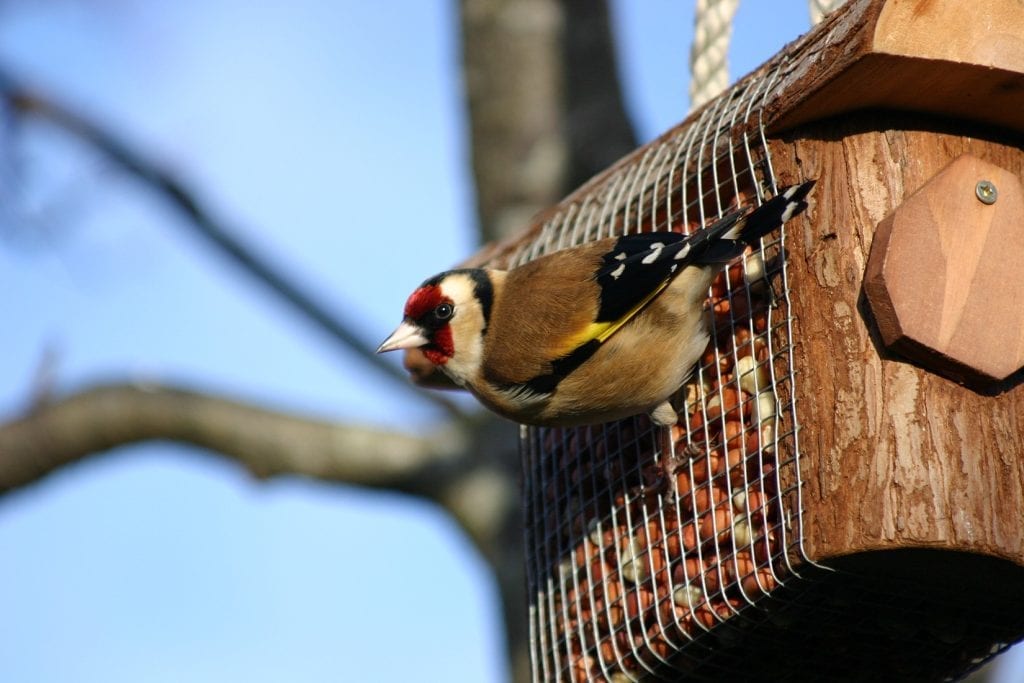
[976,180,998,205]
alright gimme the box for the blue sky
[0,2,1020,681]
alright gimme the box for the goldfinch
[378,181,814,427]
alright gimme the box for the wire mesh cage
[512,59,815,681]
[494,28,1024,681]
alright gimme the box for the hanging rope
[690,1,849,112]
[809,0,847,24]
[688,0,740,111]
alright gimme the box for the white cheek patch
[435,272,488,378]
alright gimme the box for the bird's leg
[665,441,704,472]
[649,401,680,462]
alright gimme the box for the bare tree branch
[0,381,522,549]
[0,69,463,420]
[0,383,459,492]
[0,381,525,664]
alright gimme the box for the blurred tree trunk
[460,0,636,244]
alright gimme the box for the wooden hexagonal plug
[864,154,1024,386]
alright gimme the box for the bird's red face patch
[404,284,442,319]
[404,284,454,365]
[422,327,453,365]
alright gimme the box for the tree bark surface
[769,115,1024,566]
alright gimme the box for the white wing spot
[673,242,692,260]
[610,263,626,279]
[641,243,664,264]
[614,252,627,261]
[723,218,745,240]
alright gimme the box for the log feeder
[453,0,1024,679]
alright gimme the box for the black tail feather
[689,180,815,266]
[736,180,816,245]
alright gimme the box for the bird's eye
[434,303,454,320]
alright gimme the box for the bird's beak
[377,321,429,353]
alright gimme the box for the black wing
[593,209,747,323]
[509,183,814,397]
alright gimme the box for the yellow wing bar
[555,279,671,357]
